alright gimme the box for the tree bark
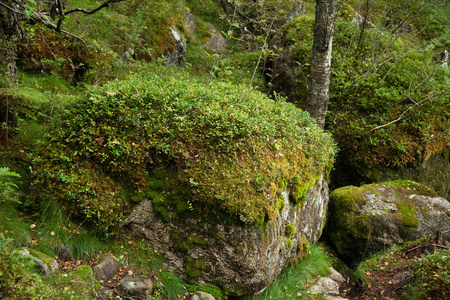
[1,0,19,87]
[306,0,338,129]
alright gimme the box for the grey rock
[94,255,119,281]
[184,13,197,34]
[119,275,153,297]
[392,270,413,286]
[125,176,329,296]
[327,267,346,283]
[204,24,226,52]
[352,12,376,29]
[21,248,58,275]
[191,291,216,300]
[309,277,340,296]
[321,296,349,300]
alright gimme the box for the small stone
[327,267,346,283]
[94,255,119,281]
[309,277,340,296]
[120,275,153,297]
[53,244,72,261]
[191,291,215,300]
[392,271,413,286]
[21,248,58,275]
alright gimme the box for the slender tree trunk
[306,0,338,129]
[1,0,19,87]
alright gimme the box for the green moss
[328,186,372,259]
[185,257,205,283]
[151,193,171,222]
[297,234,309,258]
[29,249,55,265]
[396,204,419,227]
[188,284,224,300]
[172,230,207,253]
[286,238,293,248]
[384,180,438,197]
[285,224,295,238]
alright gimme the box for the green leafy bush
[279,2,449,170]
[34,67,336,233]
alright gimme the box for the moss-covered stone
[35,69,336,232]
[327,181,450,263]
[185,256,206,283]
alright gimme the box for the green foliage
[278,1,449,170]
[34,67,336,232]
[255,244,331,300]
[402,249,450,299]
[0,167,21,203]
[327,5,450,169]
[157,270,187,300]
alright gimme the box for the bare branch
[366,88,449,134]
[0,2,25,15]
[64,0,125,15]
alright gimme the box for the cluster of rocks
[20,246,217,300]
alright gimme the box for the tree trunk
[306,0,338,129]
[0,1,19,87]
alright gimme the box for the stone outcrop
[125,176,329,296]
[165,27,186,66]
[326,181,450,262]
[21,248,58,276]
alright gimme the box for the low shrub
[34,67,336,233]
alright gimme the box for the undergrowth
[255,244,331,300]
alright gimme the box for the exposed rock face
[165,27,186,66]
[125,176,329,296]
[326,181,450,262]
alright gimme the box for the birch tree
[306,0,338,129]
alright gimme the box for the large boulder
[125,175,329,296]
[326,180,450,262]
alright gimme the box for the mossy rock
[326,180,450,263]
[35,67,336,233]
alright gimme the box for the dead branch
[64,0,125,15]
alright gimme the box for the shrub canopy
[35,70,336,232]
